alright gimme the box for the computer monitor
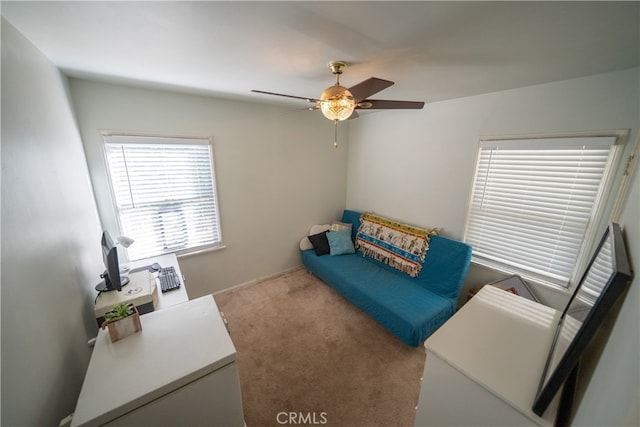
[95,231,130,292]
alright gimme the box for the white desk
[129,253,189,310]
[72,295,245,427]
[415,286,562,426]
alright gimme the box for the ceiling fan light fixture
[320,84,355,121]
[252,60,424,137]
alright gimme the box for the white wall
[347,68,640,425]
[69,80,349,297]
[1,20,104,425]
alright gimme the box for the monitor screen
[95,231,130,292]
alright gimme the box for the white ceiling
[2,1,639,109]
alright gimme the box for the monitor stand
[95,274,131,292]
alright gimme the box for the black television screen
[95,231,130,292]
[532,223,633,416]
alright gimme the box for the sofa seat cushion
[301,249,454,346]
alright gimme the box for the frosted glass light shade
[320,85,355,121]
[116,235,134,274]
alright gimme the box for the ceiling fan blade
[357,99,425,110]
[348,77,394,103]
[251,90,320,103]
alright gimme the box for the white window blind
[103,135,221,260]
[464,136,617,288]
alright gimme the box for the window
[464,135,622,289]
[103,134,222,260]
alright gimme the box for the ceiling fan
[252,61,425,147]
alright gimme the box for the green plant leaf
[104,303,134,321]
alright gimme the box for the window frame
[101,133,224,261]
[463,130,628,291]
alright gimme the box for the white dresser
[415,286,563,426]
[72,295,244,426]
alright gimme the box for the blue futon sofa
[301,210,472,346]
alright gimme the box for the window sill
[177,243,227,259]
[470,257,573,297]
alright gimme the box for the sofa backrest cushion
[341,209,362,242]
[340,209,472,301]
[418,234,472,300]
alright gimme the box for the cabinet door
[415,353,535,426]
[107,363,244,427]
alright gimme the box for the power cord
[94,290,103,305]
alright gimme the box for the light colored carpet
[215,268,426,427]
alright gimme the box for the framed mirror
[532,223,633,416]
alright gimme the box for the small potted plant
[101,303,142,342]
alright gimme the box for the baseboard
[213,265,305,295]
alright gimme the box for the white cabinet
[415,286,562,426]
[72,295,244,427]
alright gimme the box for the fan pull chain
[334,119,339,148]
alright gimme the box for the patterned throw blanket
[355,213,437,277]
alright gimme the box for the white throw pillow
[331,221,353,232]
[299,224,331,250]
